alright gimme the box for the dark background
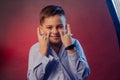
[0,0,120,80]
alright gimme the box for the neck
[50,41,62,54]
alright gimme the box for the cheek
[43,29,50,33]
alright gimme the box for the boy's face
[41,15,66,44]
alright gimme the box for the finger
[43,34,47,40]
[59,30,64,37]
[66,24,71,35]
[46,31,51,38]
[37,27,41,39]
[71,33,73,36]
[39,26,44,35]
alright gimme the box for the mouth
[50,36,60,38]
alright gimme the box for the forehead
[43,15,66,25]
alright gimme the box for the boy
[27,5,90,80]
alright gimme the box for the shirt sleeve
[27,44,54,80]
[67,40,90,80]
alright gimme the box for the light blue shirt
[27,38,90,80]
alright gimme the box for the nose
[52,28,58,33]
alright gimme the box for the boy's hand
[37,26,50,56]
[59,24,76,54]
[59,24,72,47]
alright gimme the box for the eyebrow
[45,24,63,27]
[43,25,52,27]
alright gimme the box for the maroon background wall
[0,0,120,80]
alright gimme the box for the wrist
[39,48,47,56]
[65,44,75,50]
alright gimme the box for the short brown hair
[40,5,65,25]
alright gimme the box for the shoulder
[30,42,39,50]
[29,42,40,56]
